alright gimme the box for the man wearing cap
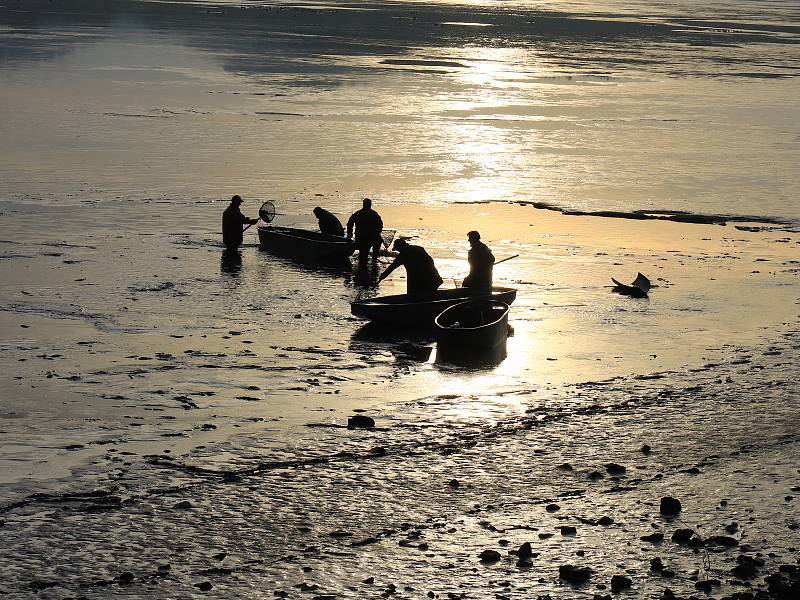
[462,230,495,288]
[346,197,384,265]
[378,238,442,295]
[222,195,258,250]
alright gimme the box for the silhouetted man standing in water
[378,238,442,295]
[313,206,345,237]
[347,198,383,264]
[222,195,258,250]
[462,230,495,288]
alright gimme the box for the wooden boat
[435,299,510,365]
[257,226,355,261]
[350,286,516,327]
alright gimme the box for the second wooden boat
[257,226,355,261]
[351,286,516,327]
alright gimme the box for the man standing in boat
[378,238,443,295]
[313,206,345,237]
[462,230,495,288]
[222,195,258,250]
[346,197,383,264]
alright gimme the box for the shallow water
[1,0,798,220]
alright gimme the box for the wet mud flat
[0,198,798,599]
[1,330,798,599]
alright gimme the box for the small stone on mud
[118,572,134,584]
[362,577,374,584]
[671,528,694,544]
[588,471,604,480]
[650,557,664,572]
[641,444,652,454]
[659,496,681,515]
[348,415,375,429]
[518,542,533,558]
[545,503,560,512]
[173,500,192,509]
[448,479,460,488]
[212,553,226,560]
[560,526,577,535]
[597,516,614,526]
[559,564,592,584]
[557,463,573,471]
[479,549,502,563]
[610,575,632,591]
[196,581,213,591]
[605,463,626,476]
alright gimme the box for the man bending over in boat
[462,230,495,288]
[222,195,258,250]
[346,197,383,264]
[313,207,345,237]
[378,238,443,295]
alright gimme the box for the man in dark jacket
[462,230,495,288]
[222,195,258,250]
[346,198,383,264]
[378,238,442,295]
[313,206,345,237]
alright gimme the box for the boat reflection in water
[434,299,510,367]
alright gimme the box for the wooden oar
[494,254,519,266]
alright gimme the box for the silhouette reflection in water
[220,248,242,275]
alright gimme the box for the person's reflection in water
[221,248,242,275]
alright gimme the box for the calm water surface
[1,0,798,220]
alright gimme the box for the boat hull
[435,299,510,365]
[351,286,516,327]
[257,226,355,261]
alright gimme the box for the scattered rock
[559,564,592,585]
[641,532,664,543]
[650,557,664,572]
[479,549,502,563]
[347,415,375,429]
[732,555,764,580]
[118,572,134,584]
[517,542,533,558]
[725,522,739,534]
[557,463,573,471]
[610,575,632,591]
[196,581,213,591]
[706,535,738,547]
[588,471,604,480]
[448,479,460,488]
[694,579,719,593]
[605,463,626,476]
[641,444,652,454]
[597,516,614,526]
[671,528,694,544]
[560,526,577,536]
[659,497,681,515]
[545,503,560,513]
[173,500,192,510]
